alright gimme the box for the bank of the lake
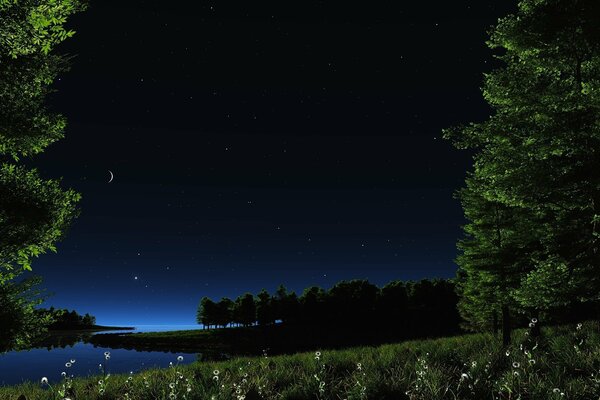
[1,322,598,400]
[87,322,462,359]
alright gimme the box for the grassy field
[2,321,600,399]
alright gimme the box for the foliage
[0,0,84,283]
[196,279,461,339]
[0,275,53,351]
[445,0,600,339]
[36,307,97,329]
[3,322,600,399]
[0,164,80,283]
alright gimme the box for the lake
[0,325,203,386]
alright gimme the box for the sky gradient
[25,0,515,325]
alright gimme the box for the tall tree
[328,280,379,326]
[274,284,300,324]
[233,293,256,327]
[0,0,85,284]
[197,297,218,329]
[453,177,541,343]
[0,0,84,350]
[215,297,234,328]
[445,0,600,339]
[256,289,275,326]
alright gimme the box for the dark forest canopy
[197,279,461,339]
[36,307,97,330]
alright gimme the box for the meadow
[2,321,599,400]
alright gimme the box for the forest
[197,279,460,334]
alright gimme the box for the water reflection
[0,326,204,386]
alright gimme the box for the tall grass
[2,321,600,399]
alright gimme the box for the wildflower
[61,372,67,377]
[512,362,520,368]
[41,377,49,385]
[513,371,520,377]
[213,369,220,375]
[170,382,175,389]
[460,373,469,381]
[70,359,76,364]
[65,362,72,368]
[177,355,184,362]
[529,359,536,365]
[531,318,538,324]
[356,362,362,371]
[577,323,583,330]
[98,380,104,385]
[505,350,510,357]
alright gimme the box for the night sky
[27,1,515,325]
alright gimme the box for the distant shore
[48,325,135,333]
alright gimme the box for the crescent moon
[108,170,114,183]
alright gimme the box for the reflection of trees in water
[30,332,93,350]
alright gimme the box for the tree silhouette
[274,284,300,324]
[256,289,275,326]
[197,297,218,329]
[233,293,256,327]
[378,280,408,331]
[215,298,234,328]
[196,278,462,342]
[299,286,328,325]
[328,280,378,326]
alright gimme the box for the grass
[2,321,600,399]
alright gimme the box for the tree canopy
[0,0,85,350]
[445,0,600,343]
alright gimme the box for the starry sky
[27,1,515,325]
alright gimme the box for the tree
[0,2,84,349]
[328,280,379,326]
[299,286,327,325]
[233,293,256,327]
[445,0,600,341]
[0,0,85,284]
[215,297,234,328]
[256,289,275,326]
[274,284,300,324]
[197,297,218,329]
[82,313,96,326]
[452,177,541,344]
[378,280,408,329]
[0,276,53,351]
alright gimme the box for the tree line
[445,0,600,344]
[36,307,97,330]
[197,279,460,337]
